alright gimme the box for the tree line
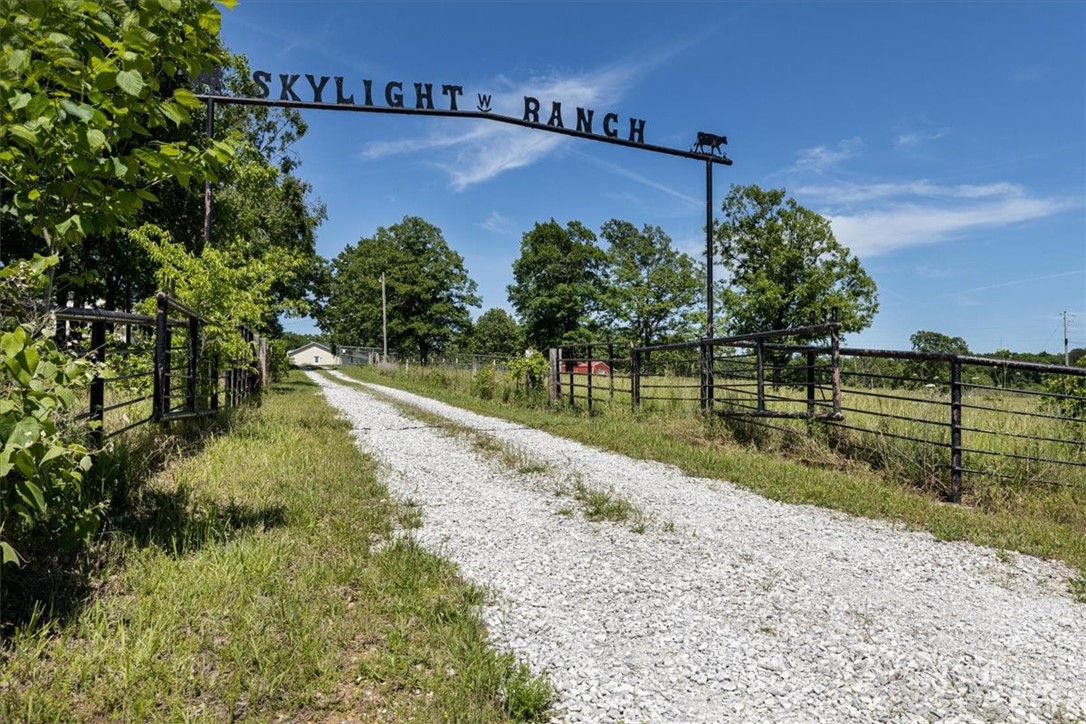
[319,185,881,362]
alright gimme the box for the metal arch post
[705,158,714,340]
[203,97,214,246]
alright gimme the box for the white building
[287,342,341,367]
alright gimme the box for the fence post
[89,320,106,446]
[608,342,614,402]
[756,339,766,413]
[631,346,641,410]
[153,293,168,422]
[950,358,963,503]
[699,339,708,412]
[806,345,816,420]
[568,347,574,409]
[587,350,594,413]
[706,339,715,413]
[548,348,559,403]
[187,316,199,413]
[806,312,816,422]
[830,308,842,417]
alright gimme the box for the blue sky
[219,0,1085,354]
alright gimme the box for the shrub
[1,256,98,566]
[472,365,498,400]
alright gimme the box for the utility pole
[1064,310,1070,366]
[381,272,388,363]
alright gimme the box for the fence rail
[550,327,1086,503]
[53,293,265,443]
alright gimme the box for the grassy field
[383,361,1086,504]
[0,371,552,721]
[337,364,1086,601]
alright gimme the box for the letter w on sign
[692,132,728,157]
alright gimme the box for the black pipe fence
[550,327,1086,502]
[53,293,265,445]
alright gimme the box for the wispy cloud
[574,151,700,208]
[360,41,697,190]
[825,195,1072,256]
[952,269,1086,296]
[478,210,516,235]
[895,127,949,148]
[797,180,1024,204]
[791,137,864,174]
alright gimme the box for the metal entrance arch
[195,76,732,335]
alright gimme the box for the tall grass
[0,372,552,721]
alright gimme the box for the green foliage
[910,330,969,356]
[322,216,480,362]
[1043,357,1086,421]
[133,223,307,362]
[908,330,971,385]
[716,184,878,337]
[0,0,236,259]
[267,339,290,382]
[507,351,549,392]
[507,219,607,349]
[471,365,498,400]
[1,256,97,566]
[599,219,701,346]
[472,308,522,357]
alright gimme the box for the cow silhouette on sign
[692,132,728,157]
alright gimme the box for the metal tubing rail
[156,291,211,324]
[836,346,1086,375]
[52,307,155,325]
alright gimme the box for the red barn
[568,360,611,376]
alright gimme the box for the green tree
[909,330,971,385]
[0,0,236,301]
[910,330,970,356]
[321,217,480,361]
[507,219,606,349]
[472,308,523,357]
[716,184,878,337]
[599,219,701,347]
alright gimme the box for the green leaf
[159,101,184,126]
[86,128,107,151]
[60,98,94,122]
[6,49,27,71]
[9,92,31,110]
[155,0,182,11]
[7,416,41,447]
[40,444,68,464]
[55,214,83,238]
[7,124,38,144]
[15,479,47,515]
[1,542,21,567]
[172,87,203,109]
[115,69,145,96]
[111,156,129,178]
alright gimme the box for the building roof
[287,341,334,356]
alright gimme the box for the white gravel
[311,370,1086,723]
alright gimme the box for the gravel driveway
[311,371,1085,723]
